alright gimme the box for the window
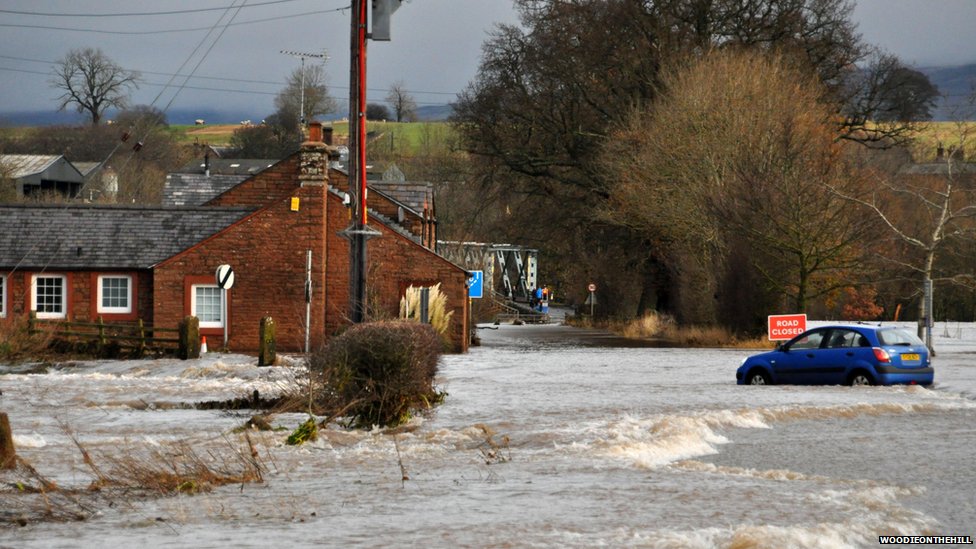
[0,275,6,318]
[32,275,67,319]
[97,275,132,314]
[827,329,857,348]
[191,284,223,328]
[788,330,824,351]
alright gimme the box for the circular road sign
[215,264,235,290]
[588,283,596,292]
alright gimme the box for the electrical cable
[116,0,252,191]
[0,6,350,35]
[0,0,312,18]
[2,1,254,282]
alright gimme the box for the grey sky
[852,0,976,67]
[0,0,973,119]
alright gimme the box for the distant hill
[0,104,456,128]
[0,108,268,128]
[919,64,976,120]
[415,104,454,121]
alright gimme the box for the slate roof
[369,181,434,215]
[72,162,102,178]
[178,158,276,175]
[162,173,250,207]
[0,204,255,270]
[1,154,62,178]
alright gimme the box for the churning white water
[1,320,974,548]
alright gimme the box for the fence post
[178,316,201,360]
[97,316,106,347]
[28,311,36,334]
[258,317,276,367]
[137,319,146,355]
[0,412,15,470]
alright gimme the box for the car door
[816,328,860,384]
[772,329,827,384]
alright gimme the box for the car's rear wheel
[747,371,771,385]
[848,371,873,386]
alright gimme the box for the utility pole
[341,0,401,323]
[279,49,328,133]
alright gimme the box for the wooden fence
[28,313,180,353]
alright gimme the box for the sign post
[215,264,235,349]
[304,251,312,354]
[587,283,596,316]
[767,313,807,341]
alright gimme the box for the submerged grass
[0,425,267,527]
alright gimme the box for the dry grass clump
[620,312,677,339]
[83,438,264,496]
[570,311,774,348]
[400,283,455,348]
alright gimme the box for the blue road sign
[467,270,484,299]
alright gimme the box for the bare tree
[452,0,874,318]
[602,50,878,323]
[50,48,140,126]
[385,80,417,122]
[831,115,976,348]
[838,51,940,147]
[274,64,338,127]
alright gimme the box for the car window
[878,329,925,347]
[788,330,825,350]
[827,329,857,348]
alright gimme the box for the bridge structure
[437,241,539,303]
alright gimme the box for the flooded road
[2,322,974,548]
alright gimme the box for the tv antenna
[279,49,329,129]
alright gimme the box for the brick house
[0,125,470,353]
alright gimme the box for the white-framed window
[97,275,132,314]
[31,274,67,319]
[191,284,223,328]
[0,274,6,318]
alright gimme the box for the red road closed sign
[768,314,807,341]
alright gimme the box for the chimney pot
[308,121,323,144]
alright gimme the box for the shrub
[308,320,443,428]
[0,318,52,362]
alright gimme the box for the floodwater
[1,321,975,548]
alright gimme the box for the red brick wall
[153,183,329,352]
[326,170,469,352]
[0,270,151,325]
[205,157,301,207]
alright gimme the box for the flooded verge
[2,322,974,547]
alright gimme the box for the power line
[0,0,316,18]
[0,6,350,35]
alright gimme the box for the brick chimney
[299,121,328,186]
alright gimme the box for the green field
[165,120,455,152]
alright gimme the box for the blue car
[736,325,933,386]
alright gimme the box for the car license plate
[902,353,920,361]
